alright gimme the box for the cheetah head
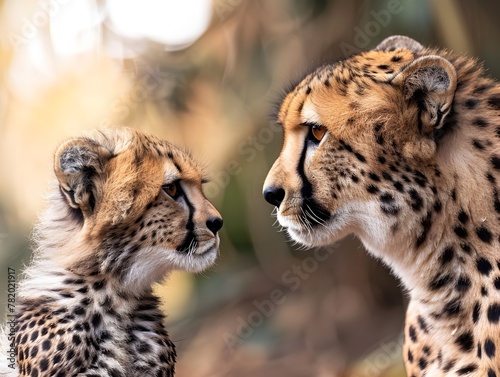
[52,128,222,289]
[263,36,457,259]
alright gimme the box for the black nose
[206,216,223,235]
[263,186,285,207]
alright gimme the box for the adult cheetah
[1,128,223,376]
[263,36,500,376]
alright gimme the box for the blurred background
[1,1,499,376]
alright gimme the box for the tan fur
[264,36,500,376]
[3,127,222,376]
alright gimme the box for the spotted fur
[2,128,223,376]
[264,36,500,376]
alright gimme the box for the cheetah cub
[2,128,223,376]
[264,36,500,376]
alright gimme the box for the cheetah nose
[263,186,285,207]
[206,216,223,235]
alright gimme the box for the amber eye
[311,124,327,142]
[162,182,178,198]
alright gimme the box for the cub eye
[311,124,327,142]
[162,182,179,198]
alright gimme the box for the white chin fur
[178,240,219,273]
[277,210,350,248]
[123,238,219,290]
[286,226,336,248]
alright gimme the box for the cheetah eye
[162,182,179,198]
[311,124,327,142]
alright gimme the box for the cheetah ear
[54,138,112,217]
[393,55,457,132]
[375,35,424,53]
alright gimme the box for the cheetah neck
[394,56,500,376]
[401,196,500,375]
[16,257,176,376]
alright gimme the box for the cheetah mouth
[176,231,219,256]
[277,208,348,248]
[193,238,219,256]
[193,229,218,243]
[176,232,197,254]
[279,199,331,228]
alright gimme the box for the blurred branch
[429,0,473,53]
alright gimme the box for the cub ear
[375,35,424,52]
[393,55,457,133]
[54,138,112,217]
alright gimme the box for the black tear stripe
[176,187,196,253]
[297,135,331,226]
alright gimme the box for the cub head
[52,127,222,288]
[263,36,457,258]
